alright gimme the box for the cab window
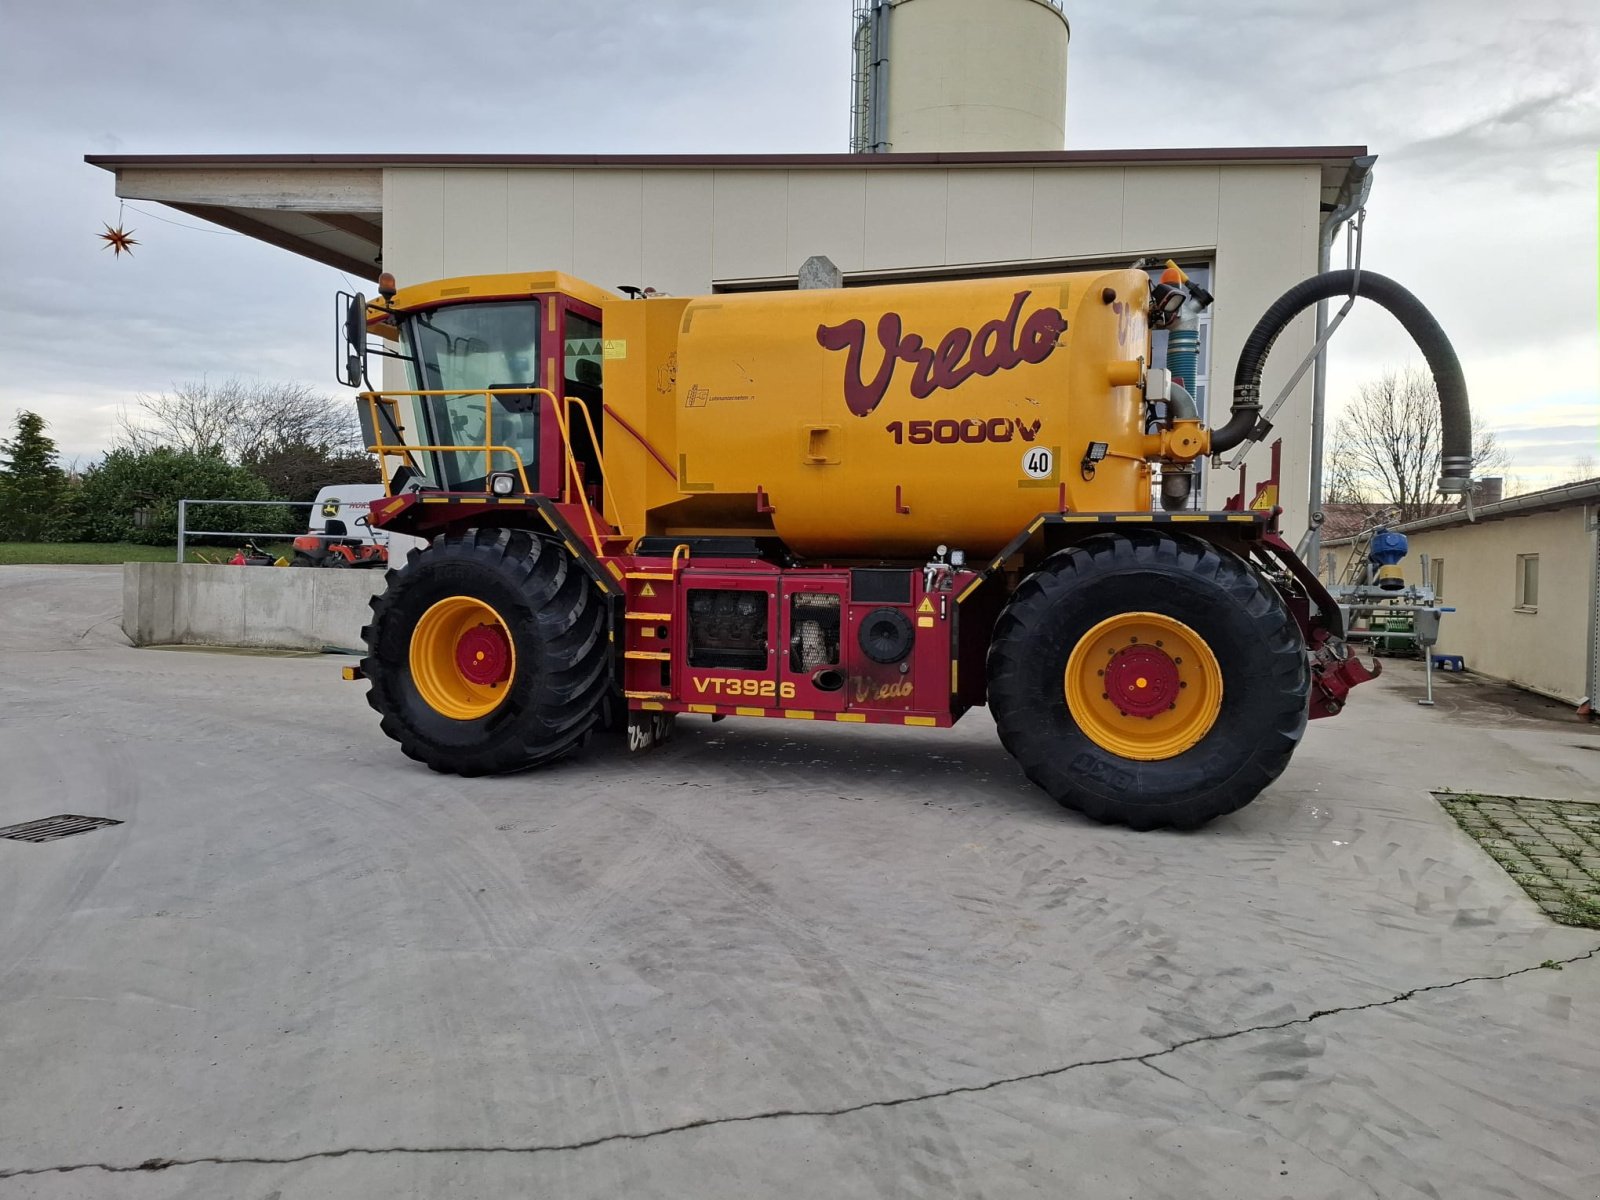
[402,300,540,490]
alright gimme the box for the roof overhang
[87,146,1369,283]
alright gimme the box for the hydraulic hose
[1214,270,1473,494]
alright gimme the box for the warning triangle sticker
[917,598,935,614]
[639,582,655,597]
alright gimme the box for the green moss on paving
[1435,791,1600,929]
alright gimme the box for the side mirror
[337,291,367,388]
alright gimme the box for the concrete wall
[1404,506,1597,703]
[123,563,385,652]
[382,161,1322,535]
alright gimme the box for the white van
[308,484,427,557]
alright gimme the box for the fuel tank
[637,268,1153,560]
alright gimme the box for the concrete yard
[2,563,1598,1199]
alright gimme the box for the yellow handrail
[545,395,604,551]
[565,397,626,538]
[361,388,554,497]
[361,388,624,551]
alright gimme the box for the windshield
[401,301,541,490]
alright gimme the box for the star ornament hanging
[98,223,139,257]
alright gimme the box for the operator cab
[340,272,609,505]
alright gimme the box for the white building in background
[87,0,1369,539]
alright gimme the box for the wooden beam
[169,203,380,281]
[313,211,383,245]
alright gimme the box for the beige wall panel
[1405,508,1593,702]
[862,169,948,271]
[506,170,576,273]
[1213,165,1321,536]
[711,171,789,281]
[642,171,715,296]
[1122,167,1221,254]
[573,171,645,294]
[383,168,445,283]
[945,168,1034,265]
[1030,167,1125,259]
[441,170,509,276]
[784,170,868,275]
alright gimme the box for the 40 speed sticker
[1021,447,1054,480]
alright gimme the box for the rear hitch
[1309,637,1379,719]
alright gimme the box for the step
[624,689,672,700]
[624,611,673,621]
[626,571,676,581]
[624,650,671,661]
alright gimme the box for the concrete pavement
[2,563,1597,1198]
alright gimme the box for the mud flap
[627,712,676,752]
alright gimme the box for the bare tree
[1558,454,1598,485]
[1329,366,1508,523]
[118,378,360,461]
[1322,441,1372,505]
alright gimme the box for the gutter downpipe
[1307,154,1377,563]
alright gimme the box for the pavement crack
[5,942,1595,1180]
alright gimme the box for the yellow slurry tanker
[338,260,1472,828]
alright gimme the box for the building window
[1515,554,1539,611]
[1431,558,1444,600]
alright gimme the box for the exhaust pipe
[1213,270,1473,495]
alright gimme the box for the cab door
[779,574,849,713]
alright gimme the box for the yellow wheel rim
[1063,611,1223,761]
[409,596,517,720]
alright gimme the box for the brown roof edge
[85,146,1369,171]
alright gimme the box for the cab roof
[382,271,617,313]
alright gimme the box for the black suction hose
[1213,270,1474,493]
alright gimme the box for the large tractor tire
[360,528,609,776]
[987,530,1308,830]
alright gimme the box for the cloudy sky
[1,0,1595,486]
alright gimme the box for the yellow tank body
[607,269,1156,559]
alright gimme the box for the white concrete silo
[851,0,1070,153]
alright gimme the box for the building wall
[1405,506,1597,703]
[381,161,1321,533]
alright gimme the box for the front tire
[987,531,1308,830]
[360,528,609,775]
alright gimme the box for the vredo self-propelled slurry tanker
[333,260,1472,828]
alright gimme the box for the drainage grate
[1435,791,1600,929]
[0,815,123,843]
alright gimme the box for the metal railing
[176,498,314,563]
[360,388,625,548]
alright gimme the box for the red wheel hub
[1103,644,1180,718]
[455,623,512,686]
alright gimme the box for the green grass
[0,542,296,565]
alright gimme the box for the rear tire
[987,531,1308,830]
[360,528,609,775]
